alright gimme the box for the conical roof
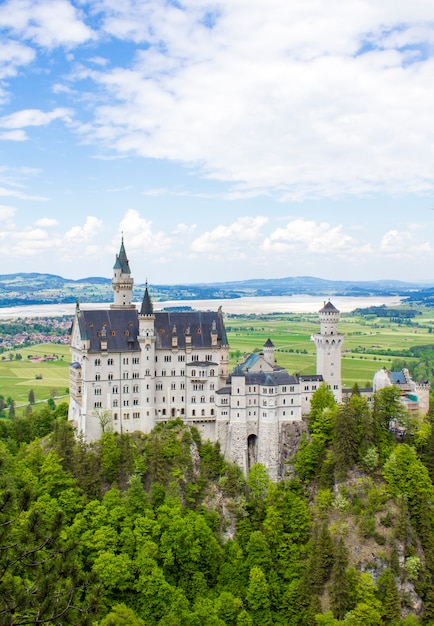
[319,300,339,313]
[140,284,153,315]
[113,238,131,274]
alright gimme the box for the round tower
[111,238,135,309]
[311,301,343,402]
[263,338,275,366]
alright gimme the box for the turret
[263,338,275,366]
[138,283,155,346]
[111,238,135,309]
[312,301,343,402]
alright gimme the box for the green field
[226,307,434,388]
[1,306,434,413]
[0,344,70,411]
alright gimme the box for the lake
[0,295,402,319]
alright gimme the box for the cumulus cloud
[35,217,58,227]
[118,209,172,254]
[0,130,27,141]
[379,229,433,257]
[65,216,103,242]
[0,0,94,48]
[0,107,73,129]
[191,216,268,256]
[0,205,15,221]
[262,219,356,255]
[65,0,434,199]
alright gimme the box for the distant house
[373,367,430,414]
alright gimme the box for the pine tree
[329,537,351,620]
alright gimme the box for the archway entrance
[247,434,258,471]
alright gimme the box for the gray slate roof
[75,308,227,352]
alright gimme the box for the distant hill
[0,272,432,307]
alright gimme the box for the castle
[68,240,344,480]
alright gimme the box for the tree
[93,408,113,433]
[309,384,336,435]
[329,537,351,620]
[28,389,35,405]
[246,566,272,626]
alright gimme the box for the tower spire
[111,238,135,309]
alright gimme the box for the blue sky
[1,0,434,285]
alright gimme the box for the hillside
[1,386,434,624]
[0,272,433,307]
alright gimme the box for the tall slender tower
[312,301,343,402]
[111,238,135,309]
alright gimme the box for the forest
[1,386,434,624]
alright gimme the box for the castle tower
[138,283,156,432]
[263,338,275,366]
[111,238,135,309]
[312,301,343,402]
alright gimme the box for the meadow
[1,304,434,414]
[0,344,70,410]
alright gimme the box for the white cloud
[65,216,103,242]
[68,1,434,199]
[117,209,172,254]
[35,217,58,227]
[379,229,433,257]
[0,107,73,129]
[0,130,27,141]
[262,219,359,255]
[191,216,268,255]
[0,0,94,48]
[0,186,47,201]
[0,205,15,221]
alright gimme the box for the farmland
[1,304,434,415]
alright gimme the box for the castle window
[192,410,196,416]
[133,357,140,364]
[108,373,113,381]
[156,383,163,391]
[123,386,129,393]
[180,370,185,377]
[171,383,176,390]
[89,322,94,328]
[164,355,171,362]
[191,369,196,377]
[201,396,205,403]
[114,413,118,420]
[108,358,114,366]
[94,359,101,366]
[123,358,129,365]
[312,385,317,390]
[111,330,116,336]
[133,412,140,419]
[124,330,130,336]
[95,374,100,381]
[133,372,139,379]
[191,355,199,361]
[133,384,139,393]
[145,369,150,376]
[282,386,287,392]
[123,372,129,379]
[210,383,215,390]
[94,388,102,395]
[113,400,118,407]
[112,386,118,394]
[210,396,214,403]
[133,398,139,405]
[291,399,294,404]
[201,409,205,416]
[94,401,102,408]
[290,386,294,392]
[197,328,202,334]
[123,400,129,406]
[159,328,164,334]
[123,413,130,419]
[283,399,286,405]
[191,396,196,403]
